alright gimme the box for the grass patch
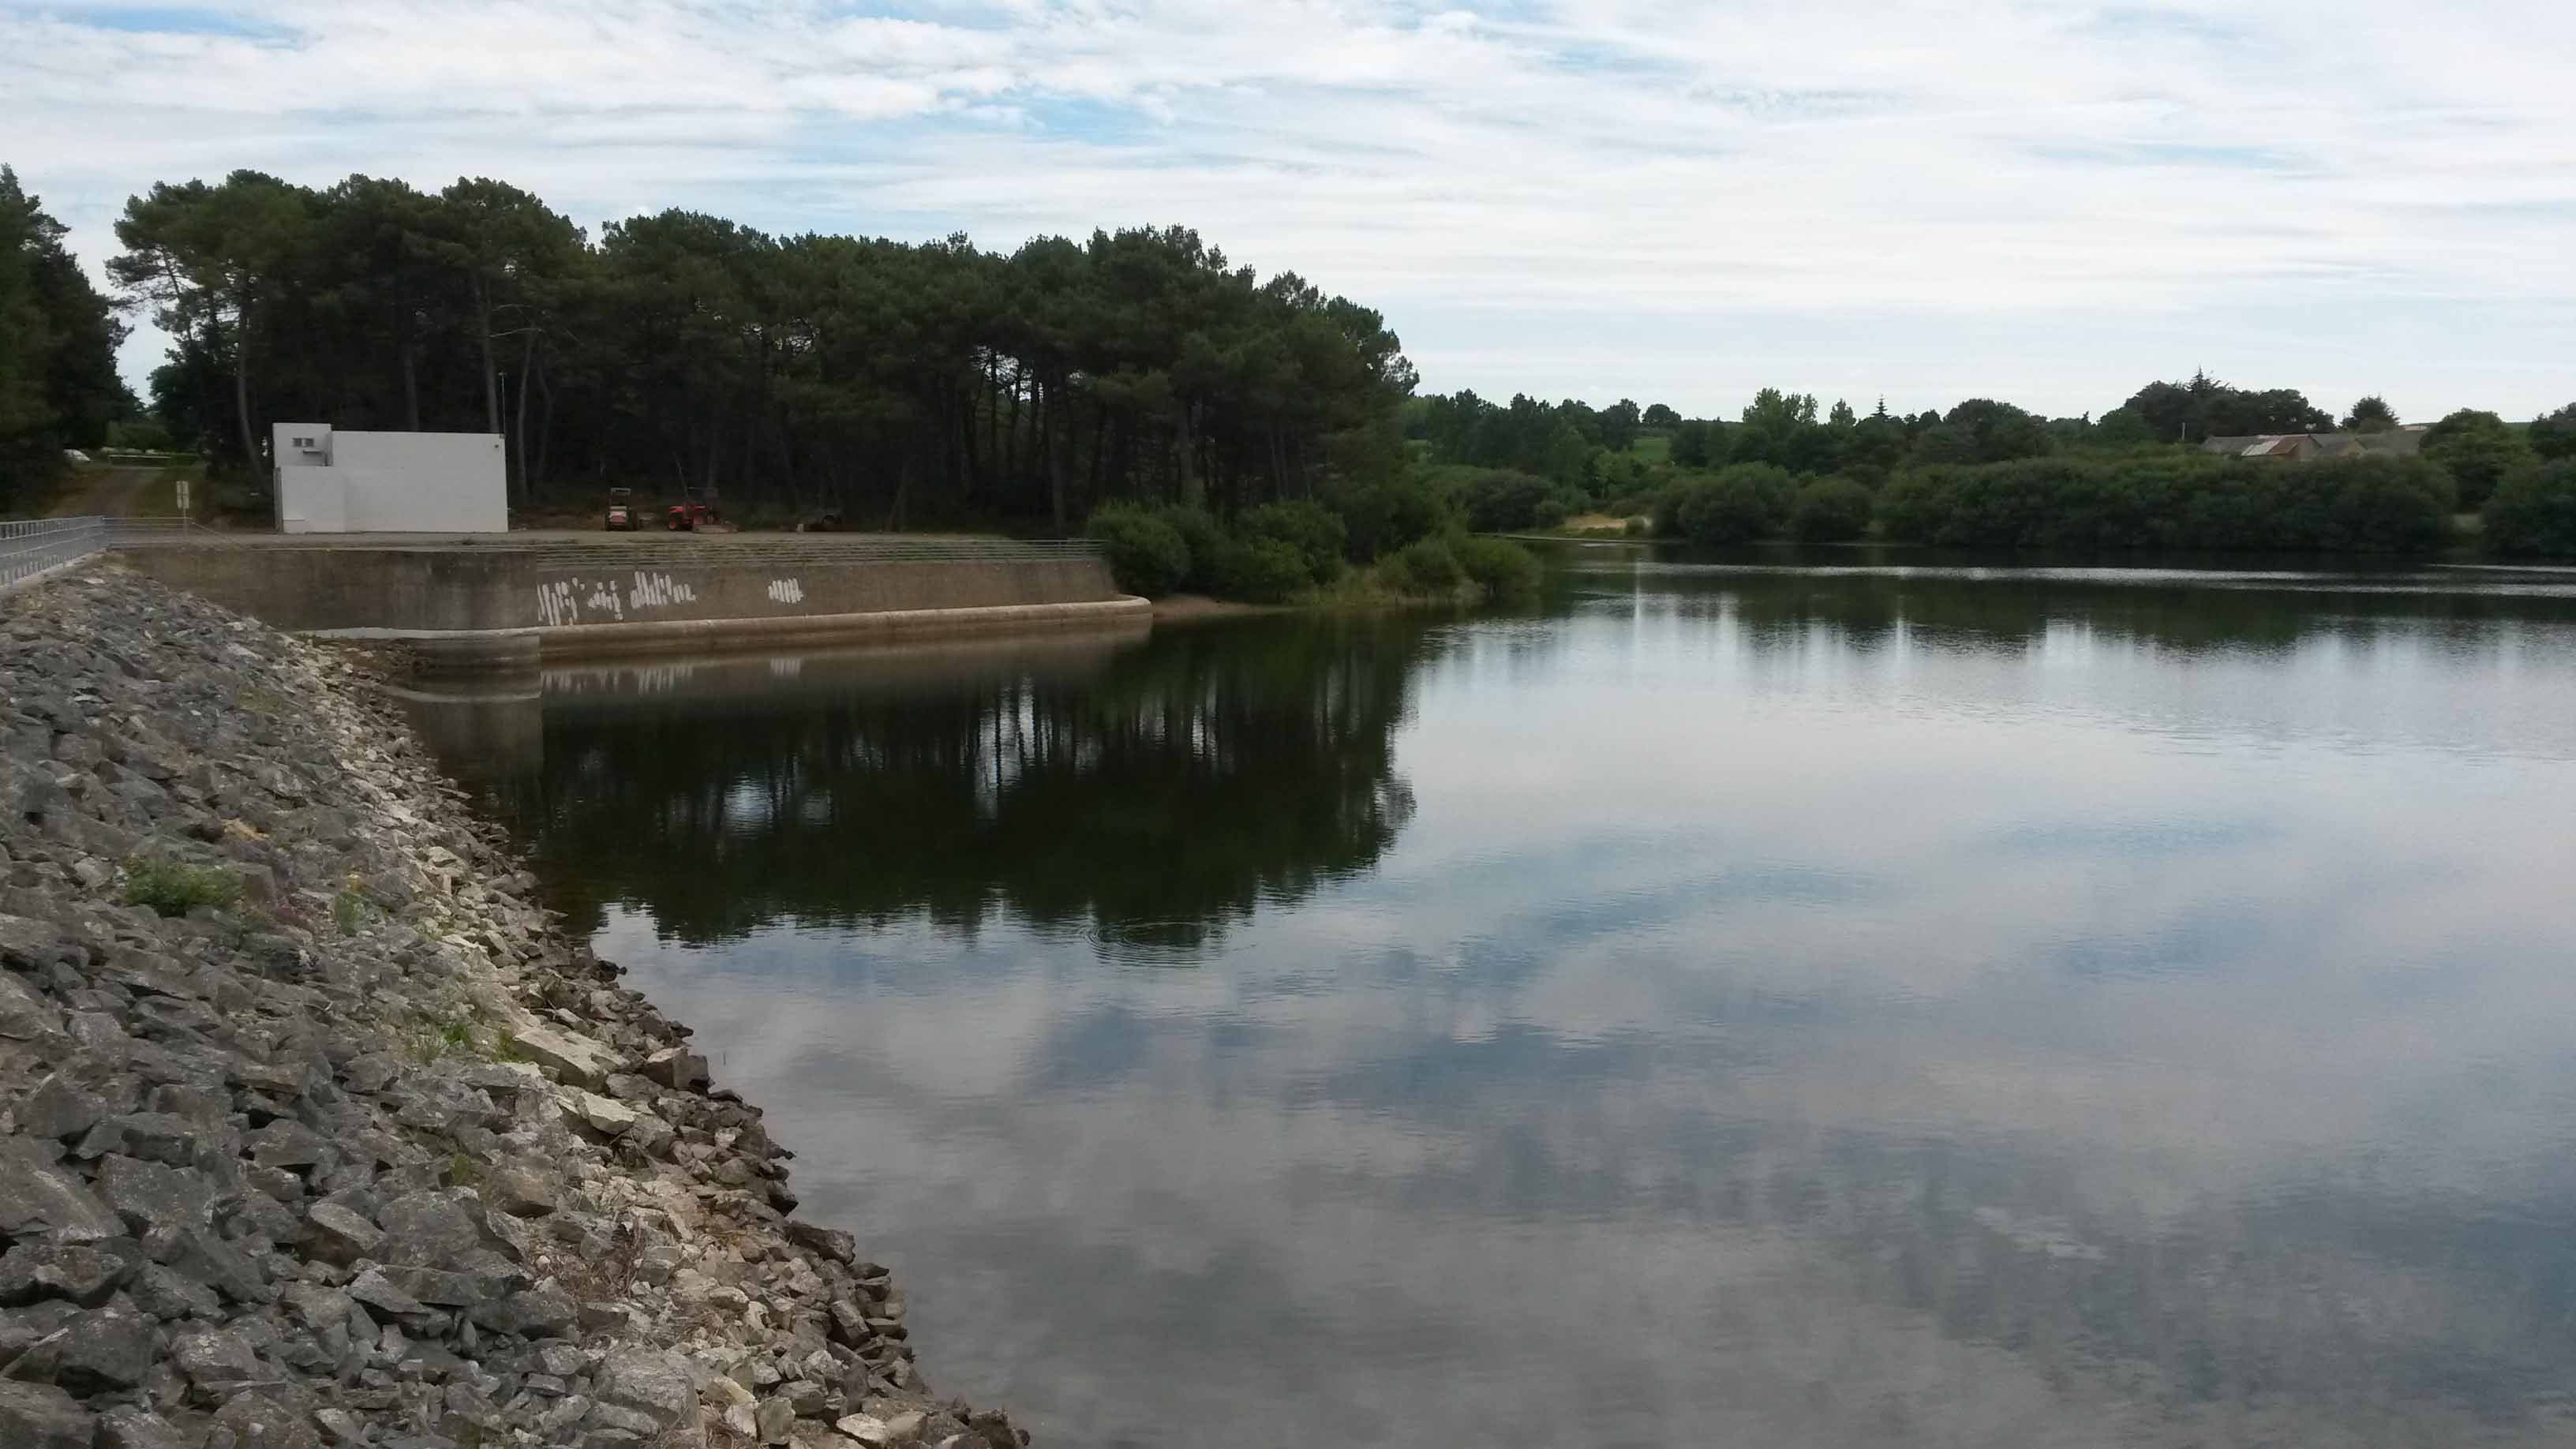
[332,880,369,937]
[122,859,243,917]
[493,1028,534,1065]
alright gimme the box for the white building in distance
[273,424,507,533]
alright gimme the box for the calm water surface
[410,552,2576,1447]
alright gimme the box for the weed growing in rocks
[120,856,242,915]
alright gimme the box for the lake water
[408,549,2576,1447]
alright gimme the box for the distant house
[2197,425,2427,461]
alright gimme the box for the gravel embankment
[0,568,1028,1449]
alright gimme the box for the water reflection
[413,620,1428,951]
[408,566,2576,1448]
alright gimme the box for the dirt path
[48,464,170,517]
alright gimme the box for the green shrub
[1453,470,1555,532]
[1386,537,1466,593]
[1207,536,1312,602]
[2483,459,2576,556]
[1533,496,1569,528]
[1086,503,1193,597]
[1239,500,1347,582]
[1158,507,1230,592]
[1623,516,1650,537]
[1327,477,1447,561]
[1649,485,1689,540]
[1790,477,1876,541]
[1878,453,2454,553]
[1672,463,1796,544]
[1452,534,1542,600]
[123,859,243,917]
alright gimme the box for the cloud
[4,0,2572,417]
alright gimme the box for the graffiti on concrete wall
[766,578,805,605]
[535,571,703,627]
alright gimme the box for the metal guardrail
[0,517,107,595]
[101,517,212,545]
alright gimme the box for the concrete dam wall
[117,534,1144,668]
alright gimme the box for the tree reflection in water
[413,617,1436,953]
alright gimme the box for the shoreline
[0,565,1025,1447]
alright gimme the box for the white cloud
[4,0,2571,417]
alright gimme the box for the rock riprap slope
[0,570,1029,1449]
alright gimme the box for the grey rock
[296,1201,383,1265]
[756,1397,796,1443]
[344,1267,425,1317]
[129,1263,221,1321]
[376,1265,506,1307]
[467,1285,575,1339]
[96,1406,192,1449]
[640,1046,711,1092]
[0,1380,94,1449]
[144,1225,266,1305]
[508,1024,616,1091]
[0,913,62,966]
[374,1192,481,1267]
[781,1377,829,1416]
[102,1111,199,1166]
[226,1188,297,1245]
[0,1300,80,1368]
[49,1302,156,1391]
[584,1399,661,1441]
[0,1241,131,1307]
[835,1413,897,1447]
[170,1325,265,1387]
[593,1346,698,1425]
[0,1156,123,1242]
[207,1390,322,1449]
[786,1221,858,1267]
[95,1152,215,1234]
[278,1283,362,1335]
[241,1163,305,1204]
[15,1075,107,1141]
[484,1165,557,1218]
[0,967,62,1041]
[245,1119,330,1170]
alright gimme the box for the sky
[3,0,2573,421]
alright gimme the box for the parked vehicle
[605,488,636,530]
[665,500,717,531]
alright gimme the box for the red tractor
[665,500,717,531]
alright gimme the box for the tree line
[1414,373,2576,556]
[0,168,128,510]
[15,157,2576,558]
[91,168,1415,527]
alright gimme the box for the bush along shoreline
[1086,496,1543,608]
[0,570,1030,1449]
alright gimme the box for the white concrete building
[273,424,507,534]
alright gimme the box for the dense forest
[0,168,129,508]
[93,169,1413,530]
[9,160,2576,559]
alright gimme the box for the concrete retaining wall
[115,542,1139,668]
